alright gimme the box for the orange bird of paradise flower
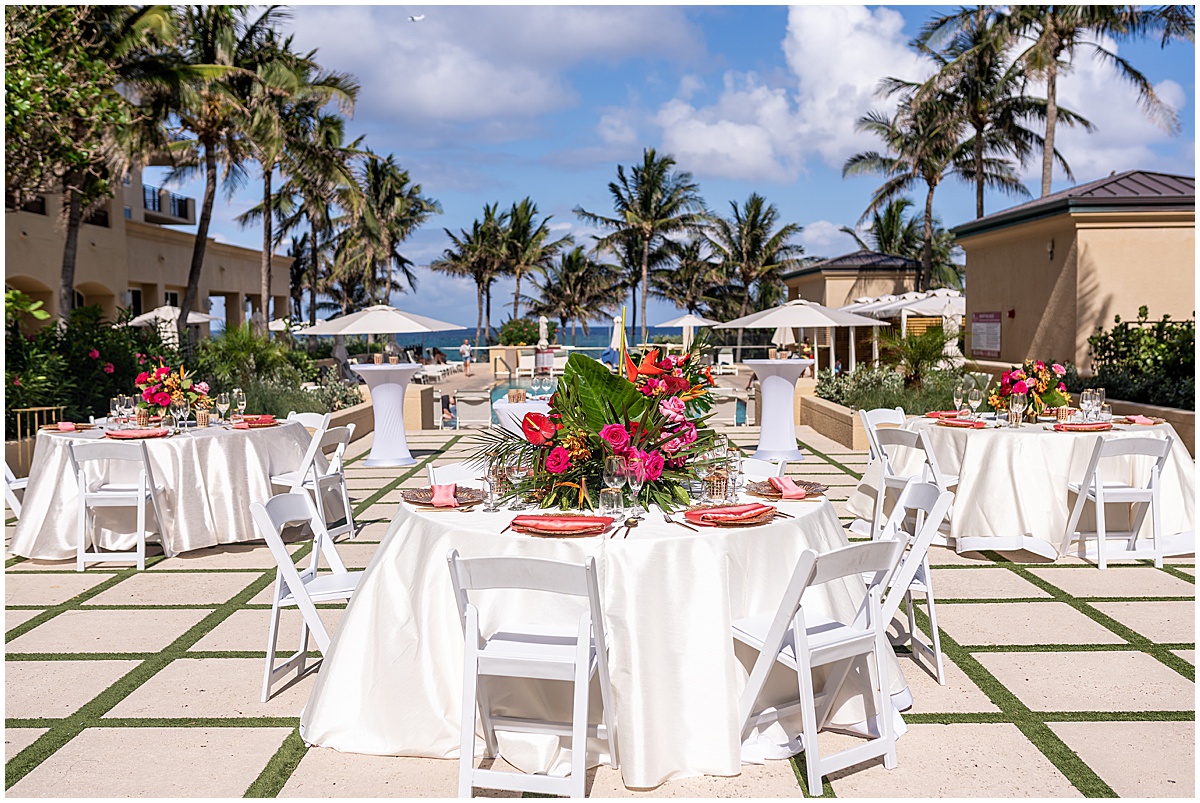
[624,348,666,382]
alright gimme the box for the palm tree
[431,204,507,345]
[502,198,569,319]
[285,233,309,322]
[575,148,707,343]
[909,6,1091,217]
[526,246,619,345]
[238,33,358,329]
[704,193,804,360]
[843,91,1023,291]
[152,5,287,343]
[839,197,964,288]
[648,238,724,316]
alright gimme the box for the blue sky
[147,4,1196,329]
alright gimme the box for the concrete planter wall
[330,383,435,439]
[797,395,869,451]
[1108,398,1194,456]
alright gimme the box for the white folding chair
[455,392,493,429]
[863,428,958,544]
[271,424,358,541]
[873,480,955,685]
[4,460,28,520]
[67,440,167,571]
[427,460,487,489]
[286,411,332,433]
[742,458,787,481]
[858,407,906,465]
[250,492,363,701]
[447,549,619,799]
[1061,435,1177,569]
[716,348,738,375]
[733,539,904,795]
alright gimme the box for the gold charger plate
[746,479,827,500]
[402,487,485,508]
[40,423,96,431]
[684,503,777,528]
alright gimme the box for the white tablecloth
[8,422,315,560]
[847,418,1196,557]
[299,498,910,788]
[492,398,551,435]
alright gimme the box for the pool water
[484,380,747,426]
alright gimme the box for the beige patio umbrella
[126,305,220,328]
[655,312,720,350]
[716,298,888,372]
[301,304,463,336]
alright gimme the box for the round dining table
[299,495,911,789]
[350,363,421,467]
[847,417,1196,558]
[743,359,813,462]
[8,421,314,561]
[491,398,551,436]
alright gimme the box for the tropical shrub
[194,324,316,392]
[498,317,556,346]
[243,376,361,419]
[878,326,952,389]
[816,366,958,414]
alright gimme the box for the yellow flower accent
[563,430,592,462]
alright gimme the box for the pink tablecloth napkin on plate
[767,476,807,500]
[430,483,458,508]
[684,502,775,527]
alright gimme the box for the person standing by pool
[459,339,472,377]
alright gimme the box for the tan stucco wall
[785,269,916,307]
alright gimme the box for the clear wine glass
[171,397,190,432]
[1009,392,1027,428]
[602,455,627,520]
[482,477,501,513]
[952,382,965,412]
[505,455,526,510]
[215,392,230,425]
[967,388,984,420]
[235,388,248,418]
[1079,389,1095,422]
[725,449,743,502]
[109,397,120,429]
[625,455,645,518]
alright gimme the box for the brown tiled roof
[782,249,919,280]
[954,170,1195,238]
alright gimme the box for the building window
[5,192,46,215]
[124,206,132,219]
[84,208,110,228]
[143,185,162,213]
[129,288,143,317]
[73,290,85,310]
[164,290,180,307]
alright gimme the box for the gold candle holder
[136,408,150,427]
[373,353,384,365]
[196,409,210,427]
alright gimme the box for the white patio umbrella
[300,304,463,336]
[655,312,720,350]
[268,318,308,333]
[126,305,220,328]
[716,298,888,373]
[771,325,797,348]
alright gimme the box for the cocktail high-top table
[350,363,421,467]
[743,359,814,462]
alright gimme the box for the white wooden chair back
[742,458,786,480]
[858,407,905,463]
[67,440,165,570]
[4,459,27,519]
[427,460,487,488]
[287,411,332,431]
[316,424,355,474]
[876,481,954,624]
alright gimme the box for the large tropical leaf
[562,352,645,432]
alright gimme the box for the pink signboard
[971,312,1001,358]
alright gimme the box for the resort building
[954,169,1195,373]
[4,167,290,330]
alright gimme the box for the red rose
[521,411,558,446]
[136,371,150,385]
[545,446,571,474]
[88,348,99,360]
[153,391,171,407]
[103,362,114,374]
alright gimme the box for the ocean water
[401,325,684,355]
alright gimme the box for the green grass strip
[790,753,836,797]
[794,438,863,480]
[1155,563,1195,584]
[244,728,309,797]
[4,565,149,643]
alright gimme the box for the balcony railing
[142,183,190,219]
[169,193,189,218]
[143,184,162,212]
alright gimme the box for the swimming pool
[483,380,747,426]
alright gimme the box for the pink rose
[1057,382,1067,392]
[658,396,686,423]
[545,446,571,474]
[1013,380,1028,395]
[153,391,171,407]
[12,376,20,387]
[88,348,99,360]
[142,387,157,403]
[195,381,209,394]
[599,423,630,453]
[135,371,150,385]
[643,451,664,482]
[663,437,683,454]
[103,362,114,374]
[676,421,698,445]
[154,366,170,380]
[1052,363,1066,377]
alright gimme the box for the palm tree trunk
[1041,60,1059,197]
[308,213,319,353]
[475,282,483,347]
[736,288,749,363]
[58,170,84,324]
[512,271,521,319]
[922,186,935,292]
[258,166,272,333]
[640,240,650,344]
[630,284,638,347]
[572,318,577,346]
[485,283,493,343]
[180,141,218,348]
[973,124,985,218]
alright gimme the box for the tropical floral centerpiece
[471,344,716,511]
[988,359,1071,415]
[135,362,211,416]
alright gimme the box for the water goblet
[1099,403,1113,423]
[952,382,966,412]
[482,477,501,513]
[625,455,646,518]
[1079,389,1094,422]
[1094,387,1105,410]
[504,455,527,510]
[603,455,627,493]
[215,392,230,425]
[967,388,984,420]
[109,397,121,429]
[725,450,743,502]
[1008,392,1027,428]
[235,387,248,418]
[599,487,624,522]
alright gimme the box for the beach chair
[716,349,738,376]
[455,392,493,429]
[515,351,536,378]
[709,388,738,426]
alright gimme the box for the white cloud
[597,112,638,147]
[797,220,858,257]
[649,5,928,182]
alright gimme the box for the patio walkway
[5,425,1194,797]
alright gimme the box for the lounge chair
[709,388,738,426]
[515,351,536,378]
[716,349,738,376]
[455,391,493,429]
[551,351,569,376]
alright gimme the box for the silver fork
[663,513,698,532]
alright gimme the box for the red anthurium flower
[521,411,558,446]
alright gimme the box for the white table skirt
[847,419,1196,557]
[9,422,315,560]
[492,399,551,436]
[299,498,910,788]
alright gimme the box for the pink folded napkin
[510,515,614,533]
[233,422,250,430]
[1054,422,1112,432]
[767,476,807,500]
[940,418,986,429]
[1126,414,1155,425]
[430,483,459,508]
[106,428,169,439]
[924,410,959,419]
[684,502,775,526]
[57,422,76,432]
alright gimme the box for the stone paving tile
[105,657,315,719]
[1090,600,1195,644]
[7,727,292,797]
[280,751,521,798]
[190,608,344,652]
[827,723,1081,797]
[1048,720,1194,797]
[898,654,1001,714]
[5,728,48,760]
[7,608,211,654]
[926,567,1052,599]
[5,608,44,632]
[922,547,995,566]
[5,558,97,572]
[975,651,1195,712]
[1172,649,1194,664]
[589,761,803,797]
[6,660,141,719]
[1027,566,1195,598]
[146,543,300,571]
[934,601,1126,646]
[324,542,381,569]
[83,571,257,606]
